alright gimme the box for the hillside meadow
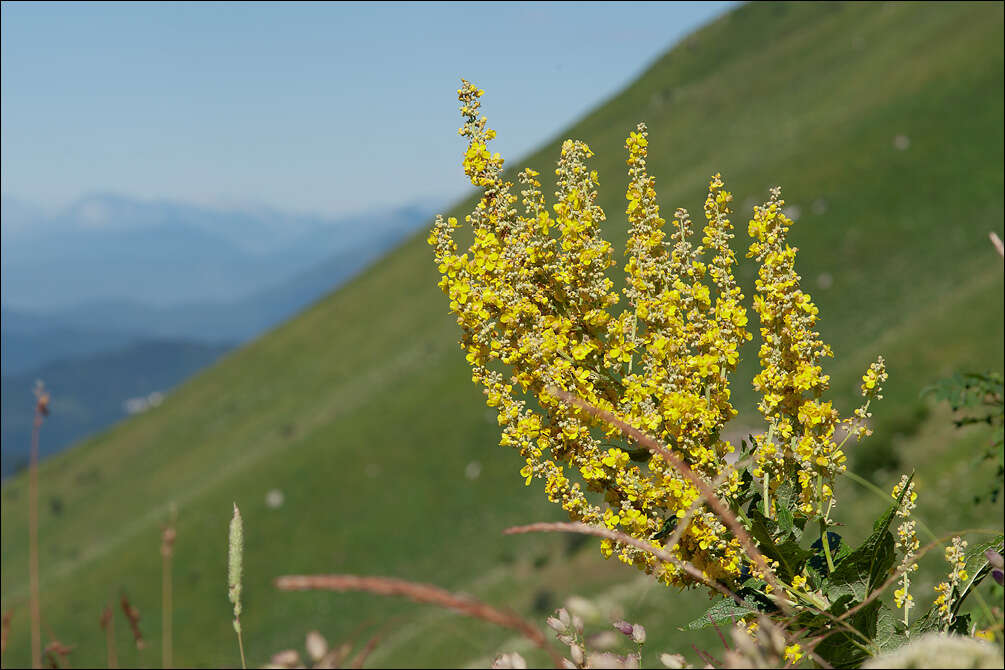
[2,2,1003,667]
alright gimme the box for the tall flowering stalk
[429,80,894,593]
[228,503,246,670]
[891,475,919,627]
[933,536,969,631]
[747,193,888,526]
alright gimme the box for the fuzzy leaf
[775,480,795,515]
[739,576,766,591]
[910,608,940,636]
[685,598,760,630]
[777,504,796,537]
[824,475,911,601]
[910,536,1003,637]
[952,533,1005,616]
[874,603,908,652]
[814,599,882,668]
[748,509,812,582]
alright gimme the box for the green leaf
[914,609,974,637]
[812,599,905,665]
[772,479,797,538]
[824,475,912,601]
[777,504,795,537]
[748,509,813,582]
[827,593,856,615]
[776,479,795,513]
[910,608,972,637]
[828,530,894,602]
[952,533,1004,617]
[874,603,908,652]
[912,535,1003,636]
[739,576,766,591]
[910,608,940,636]
[805,560,825,588]
[685,598,760,630]
[813,599,882,668]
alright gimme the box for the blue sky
[2,1,738,217]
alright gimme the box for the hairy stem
[820,519,836,574]
[234,618,246,670]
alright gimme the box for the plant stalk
[234,619,246,670]
[28,398,44,669]
[161,508,176,670]
[103,607,118,670]
[820,519,836,574]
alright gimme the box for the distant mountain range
[1,193,437,311]
[1,194,437,373]
[2,215,422,355]
[1,193,439,475]
[1,310,141,376]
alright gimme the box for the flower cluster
[933,536,969,629]
[891,475,919,624]
[850,357,888,441]
[430,81,885,590]
[747,194,888,520]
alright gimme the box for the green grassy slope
[2,2,1003,667]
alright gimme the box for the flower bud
[660,653,687,669]
[305,630,328,663]
[492,652,528,669]
[612,620,634,637]
[547,616,568,633]
[557,608,571,628]
[572,614,584,635]
[570,644,585,666]
[268,650,301,668]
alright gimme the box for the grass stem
[100,604,118,669]
[161,505,177,669]
[235,620,246,670]
[29,383,48,669]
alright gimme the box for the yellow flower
[571,341,595,361]
[784,644,803,664]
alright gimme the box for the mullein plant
[430,81,1005,665]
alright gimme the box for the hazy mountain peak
[1,194,438,310]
